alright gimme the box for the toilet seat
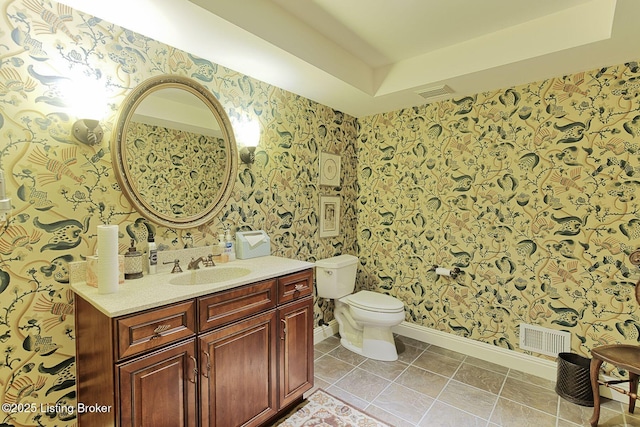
[345,290,404,313]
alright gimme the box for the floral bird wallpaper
[1,0,640,425]
[0,0,357,424]
[358,68,640,363]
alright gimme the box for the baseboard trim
[314,320,339,344]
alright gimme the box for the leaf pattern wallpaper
[0,0,640,425]
[0,0,356,424]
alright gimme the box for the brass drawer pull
[202,351,211,379]
[151,324,171,339]
[189,356,198,383]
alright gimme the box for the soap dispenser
[124,239,143,279]
[216,232,228,263]
[147,233,157,274]
[225,228,236,261]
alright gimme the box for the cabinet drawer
[116,301,196,360]
[198,279,277,332]
[277,269,313,304]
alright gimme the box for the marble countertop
[71,256,315,318]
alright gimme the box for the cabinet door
[278,296,314,409]
[118,339,197,427]
[199,310,277,427]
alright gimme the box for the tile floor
[310,334,640,427]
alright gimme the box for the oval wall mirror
[112,75,237,229]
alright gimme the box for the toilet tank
[315,254,358,298]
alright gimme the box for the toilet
[315,254,405,361]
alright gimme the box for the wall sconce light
[73,119,104,146]
[0,169,12,222]
[239,145,257,164]
[233,117,260,165]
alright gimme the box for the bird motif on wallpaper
[592,237,628,256]
[0,225,42,255]
[550,168,585,192]
[596,137,628,155]
[23,0,80,42]
[0,67,37,98]
[533,126,559,147]
[3,375,47,405]
[28,147,83,185]
[168,48,193,73]
[531,217,554,235]
[33,289,74,332]
[551,72,588,102]
[547,260,580,285]
[528,301,552,321]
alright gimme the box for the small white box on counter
[236,230,271,259]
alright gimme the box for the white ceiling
[58,0,640,117]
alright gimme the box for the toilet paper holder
[430,265,461,279]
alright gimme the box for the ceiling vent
[416,85,454,100]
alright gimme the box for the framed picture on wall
[319,195,340,238]
[319,152,341,187]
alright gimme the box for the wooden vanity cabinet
[75,268,314,427]
[117,339,198,427]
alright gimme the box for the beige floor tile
[311,337,637,427]
[464,355,510,375]
[395,365,449,398]
[424,345,467,361]
[314,335,340,353]
[366,404,417,427]
[413,349,463,377]
[558,398,626,427]
[419,400,487,427]
[359,357,409,381]
[396,342,425,364]
[324,385,369,411]
[490,397,557,427]
[395,335,431,351]
[507,368,556,390]
[329,344,368,366]
[499,376,559,415]
[454,362,506,394]
[335,367,391,401]
[438,380,498,419]
[314,354,355,383]
[372,382,434,423]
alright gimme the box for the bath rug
[276,388,392,427]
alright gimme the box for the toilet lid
[346,291,404,313]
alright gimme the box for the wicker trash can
[555,352,594,407]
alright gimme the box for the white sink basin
[168,267,251,286]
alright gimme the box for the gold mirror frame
[112,75,237,229]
